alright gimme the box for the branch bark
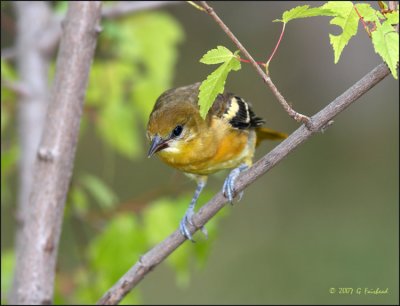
[97,63,390,305]
[9,2,102,304]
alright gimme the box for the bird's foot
[222,164,248,204]
[179,208,208,242]
[179,208,194,241]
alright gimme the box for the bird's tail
[255,127,287,146]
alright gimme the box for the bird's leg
[223,163,249,204]
[179,178,207,242]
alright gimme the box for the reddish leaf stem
[237,57,266,67]
[266,22,286,70]
[353,5,371,38]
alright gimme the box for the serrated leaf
[80,174,118,210]
[354,3,382,24]
[198,50,241,119]
[231,50,242,71]
[199,63,229,119]
[385,11,399,25]
[323,1,359,63]
[371,20,399,79]
[200,46,235,65]
[276,5,335,23]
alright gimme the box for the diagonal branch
[97,63,390,305]
[199,1,311,127]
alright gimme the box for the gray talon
[222,164,248,204]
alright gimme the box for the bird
[147,82,287,241]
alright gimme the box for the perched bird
[147,83,287,241]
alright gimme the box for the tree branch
[199,1,311,127]
[9,2,102,304]
[97,63,390,305]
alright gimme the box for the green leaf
[323,1,360,63]
[80,174,118,210]
[275,5,334,23]
[354,3,383,24]
[371,19,399,79]
[385,11,399,25]
[200,45,236,65]
[198,48,241,119]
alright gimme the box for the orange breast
[212,130,248,165]
[184,129,250,175]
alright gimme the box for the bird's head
[146,101,206,159]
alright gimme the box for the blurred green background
[1,1,398,304]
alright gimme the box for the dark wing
[211,92,265,130]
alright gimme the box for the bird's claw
[179,210,195,241]
[222,174,236,204]
[179,209,208,242]
[222,164,247,204]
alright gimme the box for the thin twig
[187,1,206,12]
[97,63,390,305]
[266,22,286,67]
[237,56,265,67]
[199,1,311,127]
[353,5,371,38]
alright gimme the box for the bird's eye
[172,125,183,137]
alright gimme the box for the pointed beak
[147,135,168,158]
